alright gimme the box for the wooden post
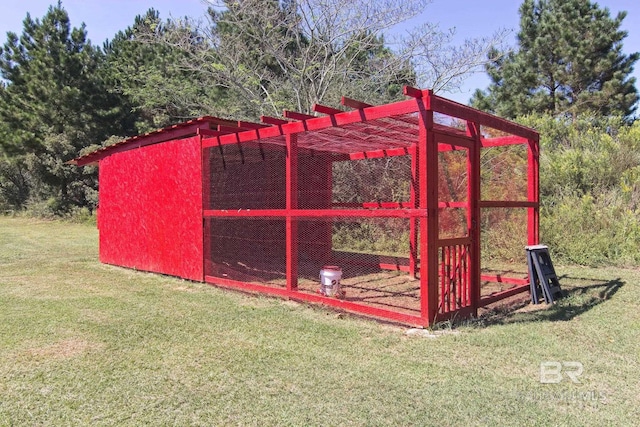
[466,121,482,316]
[286,133,299,291]
[201,135,212,280]
[527,137,540,245]
[419,93,438,325]
[409,146,419,279]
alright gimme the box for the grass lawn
[1,216,639,426]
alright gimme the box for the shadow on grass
[474,275,624,327]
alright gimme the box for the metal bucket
[319,265,342,297]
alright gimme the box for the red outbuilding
[72,87,540,327]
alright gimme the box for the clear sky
[1,0,639,106]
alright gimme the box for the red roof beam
[215,97,425,146]
[341,96,373,110]
[429,94,539,140]
[261,115,289,125]
[403,85,424,99]
[313,103,343,115]
[283,110,316,121]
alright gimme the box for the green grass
[1,217,639,426]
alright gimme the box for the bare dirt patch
[25,339,104,360]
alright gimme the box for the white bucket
[319,265,342,297]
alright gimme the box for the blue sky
[1,0,639,105]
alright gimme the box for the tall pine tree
[0,3,130,211]
[472,0,639,119]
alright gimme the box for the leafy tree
[141,0,507,119]
[472,0,639,119]
[103,9,225,133]
[0,2,129,211]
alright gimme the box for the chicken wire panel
[438,208,468,239]
[480,207,529,297]
[331,156,413,208]
[438,150,468,203]
[480,144,528,201]
[295,217,421,315]
[297,153,333,209]
[204,217,287,287]
[204,144,287,210]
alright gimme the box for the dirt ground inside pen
[208,253,533,320]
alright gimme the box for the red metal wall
[97,136,204,281]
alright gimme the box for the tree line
[0,0,506,215]
[0,0,639,266]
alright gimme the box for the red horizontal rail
[203,208,424,218]
[481,135,528,148]
[479,283,529,307]
[479,201,538,208]
[331,202,413,209]
[480,274,529,285]
[204,276,425,326]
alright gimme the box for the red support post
[286,133,299,291]
[527,137,540,245]
[466,121,482,316]
[201,136,211,278]
[418,96,438,325]
[409,144,418,278]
